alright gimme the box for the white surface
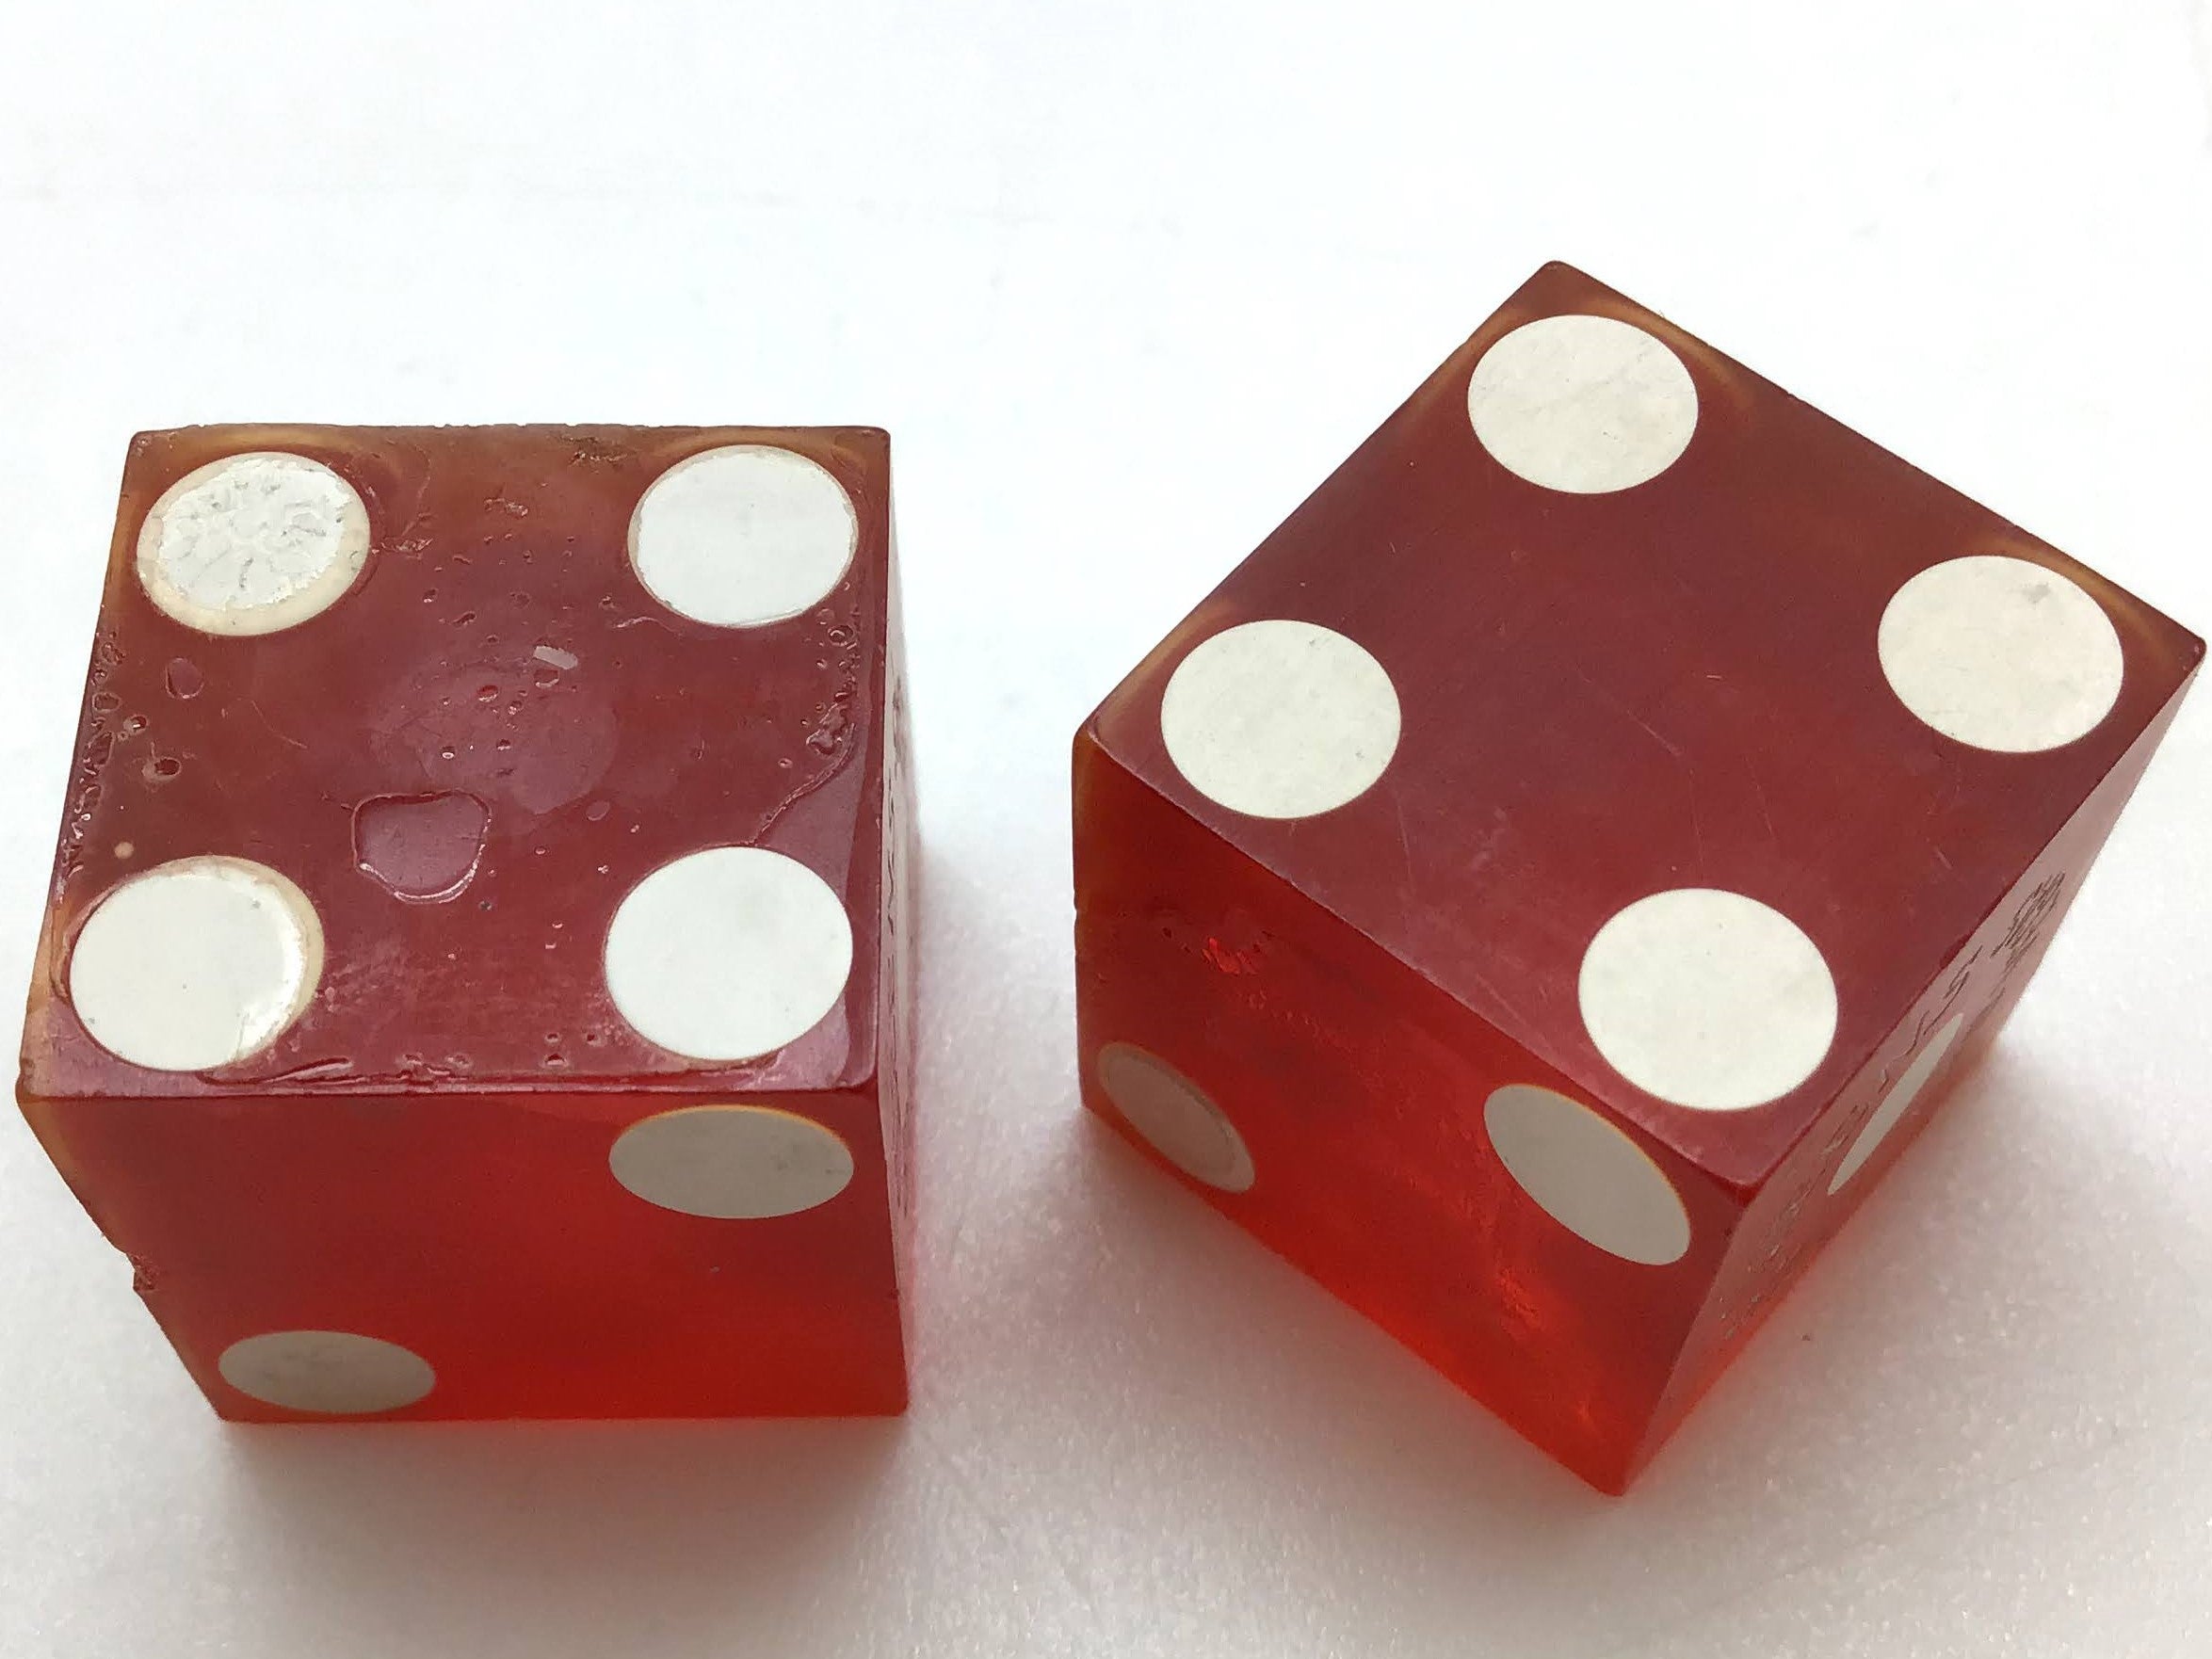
[67,856,324,1071]
[1465,314,1701,493]
[1095,1042,1258,1195]
[1879,554,2128,751]
[1482,1084,1691,1266]
[217,1332,439,1418]
[627,443,860,627]
[602,845,854,1062]
[1577,887,1840,1113]
[3,3,2210,1655]
[608,1105,858,1220]
[136,451,371,635]
[1831,1013,1968,1197]
[1158,618,1401,819]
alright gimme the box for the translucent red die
[1072,264,2201,1491]
[19,425,916,1420]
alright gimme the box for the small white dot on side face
[217,1330,434,1414]
[1095,1042,1254,1193]
[1830,1012,1965,1194]
[603,846,854,1063]
[136,452,370,636]
[1878,555,2124,753]
[610,1104,855,1218]
[628,444,859,627]
[1483,1085,1690,1264]
[68,856,324,1072]
[1465,314,1700,493]
[1577,888,1838,1113]
[1158,620,1400,820]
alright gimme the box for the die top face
[1089,265,2202,1189]
[22,425,896,1103]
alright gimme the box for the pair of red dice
[18,266,2199,1490]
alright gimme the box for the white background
[4,3,2210,1654]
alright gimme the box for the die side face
[39,1083,909,1420]
[17,424,912,1420]
[1075,264,2200,1489]
[874,542,923,1345]
[1074,738,1729,1488]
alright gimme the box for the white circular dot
[628,444,859,627]
[136,452,371,636]
[1096,1042,1254,1193]
[1830,1012,1965,1194]
[604,846,853,1062]
[68,856,324,1072]
[1483,1084,1691,1264]
[1158,620,1400,819]
[1878,555,2124,752]
[217,1330,434,1414]
[1466,314,1700,493]
[1578,888,1838,1113]
[610,1104,855,1218]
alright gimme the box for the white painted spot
[136,452,371,635]
[1483,1084,1690,1264]
[604,846,853,1062]
[628,444,859,627]
[1095,1042,1254,1193]
[1466,314,1700,492]
[69,856,324,1072]
[609,1104,855,1218]
[217,1329,434,1413]
[1878,555,2124,752]
[1578,888,1837,1112]
[1158,620,1399,819]
[1830,1012,1965,1194]
[532,643,579,671]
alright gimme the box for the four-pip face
[18,425,916,1421]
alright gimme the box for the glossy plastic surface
[18,424,915,1419]
[1074,266,2202,1490]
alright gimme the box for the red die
[1072,265,2201,1491]
[18,425,916,1420]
